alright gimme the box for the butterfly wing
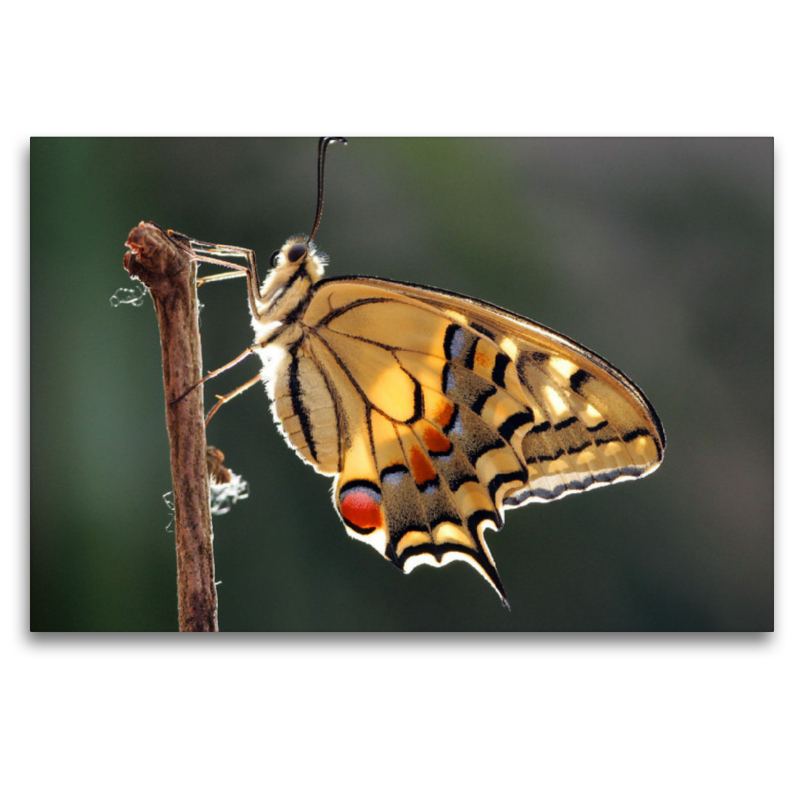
[270,276,665,604]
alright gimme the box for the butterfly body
[244,235,665,605]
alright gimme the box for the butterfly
[171,138,665,607]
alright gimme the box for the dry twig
[124,222,219,632]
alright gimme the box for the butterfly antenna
[309,136,347,242]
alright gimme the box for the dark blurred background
[30,138,773,632]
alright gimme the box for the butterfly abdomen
[270,342,342,474]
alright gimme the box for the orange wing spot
[422,425,452,454]
[474,350,492,369]
[340,487,383,532]
[432,400,455,429]
[409,446,437,486]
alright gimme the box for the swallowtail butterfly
[171,138,665,607]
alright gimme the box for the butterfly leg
[172,345,257,404]
[166,229,263,319]
[206,374,262,425]
[196,270,248,287]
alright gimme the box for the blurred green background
[30,138,773,632]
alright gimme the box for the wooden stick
[124,222,219,632]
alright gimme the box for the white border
[10,4,794,798]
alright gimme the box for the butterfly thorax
[251,236,326,347]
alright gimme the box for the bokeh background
[30,138,773,632]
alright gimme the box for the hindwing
[268,276,665,605]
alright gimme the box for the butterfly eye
[269,249,281,268]
[287,242,308,263]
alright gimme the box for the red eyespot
[339,482,383,534]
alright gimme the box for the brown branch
[124,222,219,632]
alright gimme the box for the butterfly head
[268,235,327,285]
